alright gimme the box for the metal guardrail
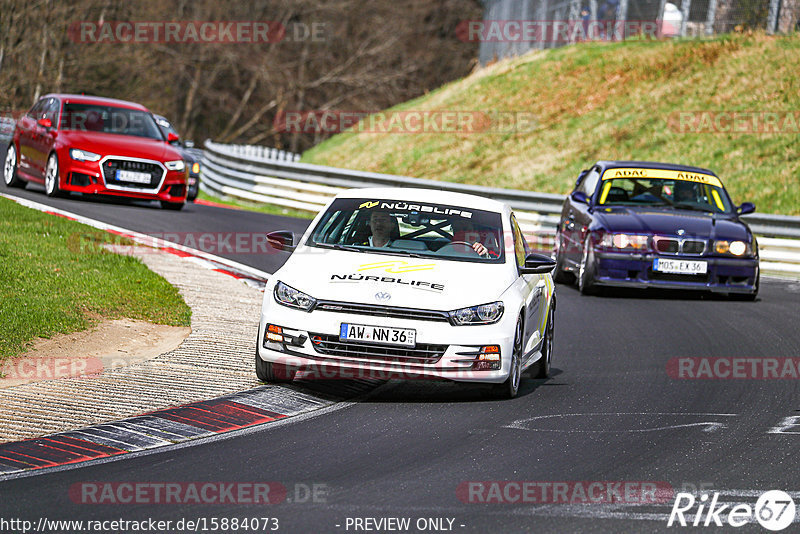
[201,140,800,277]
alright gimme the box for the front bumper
[594,250,758,293]
[257,300,516,384]
[57,156,188,202]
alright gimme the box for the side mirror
[267,230,296,252]
[575,169,589,187]
[184,140,195,148]
[167,132,180,144]
[737,202,755,215]
[37,118,52,129]
[520,253,557,274]
[571,191,590,205]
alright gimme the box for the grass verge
[303,33,800,215]
[0,196,191,361]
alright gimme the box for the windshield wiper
[312,243,363,252]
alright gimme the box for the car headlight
[449,301,504,326]
[274,281,317,311]
[165,160,185,172]
[714,240,750,256]
[191,162,201,174]
[69,149,101,162]
[600,233,649,250]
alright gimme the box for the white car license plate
[339,323,416,347]
[653,258,708,275]
[116,169,151,184]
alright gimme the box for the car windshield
[307,198,506,263]
[596,177,734,213]
[155,116,179,139]
[60,103,164,141]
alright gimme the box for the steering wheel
[443,241,482,256]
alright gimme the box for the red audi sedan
[3,94,188,210]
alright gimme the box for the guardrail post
[705,0,717,35]
[616,0,629,40]
[680,0,690,37]
[537,0,549,49]
[767,0,781,33]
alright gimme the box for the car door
[564,166,600,267]
[16,98,46,177]
[511,214,542,362]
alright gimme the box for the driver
[673,181,699,203]
[366,210,394,247]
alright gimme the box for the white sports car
[257,188,557,398]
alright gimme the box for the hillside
[303,33,800,215]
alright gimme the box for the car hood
[593,207,751,241]
[273,248,515,311]
[61,131,182,162]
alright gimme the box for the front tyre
[3,144,24,188]
[494,317,523,399]
[578,235,598,295]
[530,305,554,379]
[553,232,574,284]
[255,347,296,383]
[44,153,62,197]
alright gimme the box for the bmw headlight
[165,160,185,172]
[449,301,504,326]
[714,240,750,256]
[274,281,317,311]
[600,233,649,250]
[69,149,101,162]
[191,162,201,174]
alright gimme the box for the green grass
[0,197,191,360]
[304,33,800,215]
[197,190,315,220]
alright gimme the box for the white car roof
[335,187,509,213]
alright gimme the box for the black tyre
[160,200,185,211]
[553,233,574,284]
[3,143,24,188]
[44,153,62,197]
[187,182,199,202]
[255,346,296,383]
[530,305,554,379]
[494,317,523,399]
[578,235,598,295]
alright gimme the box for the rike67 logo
[668,490,796,531]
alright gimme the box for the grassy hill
[303,33,800,215]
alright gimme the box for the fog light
[473,345,501,370]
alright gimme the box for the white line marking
[505,412,738,432]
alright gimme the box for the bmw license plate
[653,258,708,275]
[339,323,416,347]
[116,169,151,184]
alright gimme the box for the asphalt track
[1,177,800,533]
